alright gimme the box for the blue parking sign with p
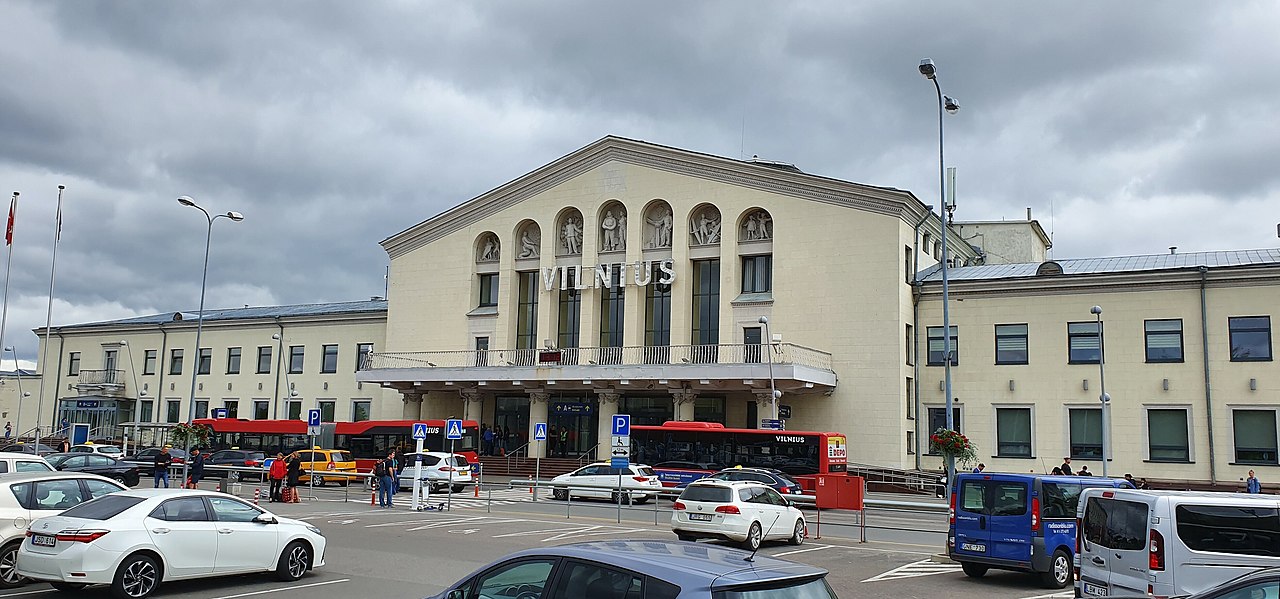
[612,414,630,436]
[412,423,429,440]
[307,409,321,427]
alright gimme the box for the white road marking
[211,578,350,599]
[1019,592,1072,599]
[772,545,832,557]
[449,529,480,534]
[862,559,962,583]
[326,519,358,525]
[0,589,56,598]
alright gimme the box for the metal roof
[918,248,1280,282]
[48,300,387,331]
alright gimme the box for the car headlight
[306,525,323,537]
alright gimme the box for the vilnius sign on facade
[541,260,676,292]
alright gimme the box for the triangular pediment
[382,135,925,258]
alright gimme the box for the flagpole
[0,192,17,372]
[34,185,64,451]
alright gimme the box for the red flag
[4,193,14,246]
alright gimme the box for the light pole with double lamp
[919,58,960,497]
[177,196,243,485]
[757,316,781,425]
[1091,305,1110,477]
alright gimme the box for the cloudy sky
[1,1,1277,367]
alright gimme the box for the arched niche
[641,199,674,249]
[597,200,627,253]
[738,208,774,242]
[476,231,500,263]
[688,204,723,246]
[556,208,584,256]
[514,220,542,259]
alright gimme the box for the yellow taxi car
[288,447,358,486]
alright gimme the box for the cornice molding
[917,266,1280,301]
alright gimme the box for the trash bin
[218,477,230,493]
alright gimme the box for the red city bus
[193,418,480,472]
[630,421,848,490]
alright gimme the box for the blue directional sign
[412,422,429,440]
[307,409,321,427]
[612,414,631,436]
[533,422,548,441]
[611,457,629,469]
[760,418,783,430]
[446,419,464,440]
[211,408,228,420]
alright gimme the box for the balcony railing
[363,343,833,372]
[76,369,124,385]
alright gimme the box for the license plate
[688,513,713,521]
[32,534,55,547]
[960,542,986,553]
[1082,582,1108,597]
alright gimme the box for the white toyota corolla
[16,489,325,599]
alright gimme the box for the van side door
[986,478,1032,564]
[953,478,991,557]
[1079,494,1149,596]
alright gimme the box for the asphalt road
[2,483,1073,599]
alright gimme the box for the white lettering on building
[541,260,676,291]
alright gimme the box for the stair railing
[506,442,530,472]
[577,443,600,466]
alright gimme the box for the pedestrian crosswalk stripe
[862,559,962,582]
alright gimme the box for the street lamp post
[4,346,26,437]
[757,317,781,426]
[920,58,961,496]
[120,340,146,455]
[177,196,243,485]
[1091,305,1110,477]
[272,333,300,419]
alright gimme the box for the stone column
[460,389,484,423]
[527,391,550,458]
[753,390,777,427]
[672,388,698,422]
[595,390,621,461]
[401,392,423,420]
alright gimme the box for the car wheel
[1041,549,1071,589]
[338,479,349,487]
[611,491,632,505]
[310,474,325,487]
[552,487,568,501]
[111,474,127,484]
[742,522,763,551]
[112,553,160,599]
[50,582,87,592]
[228,471,241,483]
[451,484,465,493]
[960,562,988,578]
[0,541,25,588]
[275,541,310,581]
[788,519,806,546]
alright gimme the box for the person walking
[482,425,494,456]
[376,450,396,508]
[1246,470,1262,494]
[558,427,569,458]
[269,453,286,502]
[188,448,205,489]
[154,446,173,488]
[1059,457,1073,476]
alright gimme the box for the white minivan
[1076,488,1280,598]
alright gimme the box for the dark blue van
[947,472,1133,588]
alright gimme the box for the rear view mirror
[252,514,277,525]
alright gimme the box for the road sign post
[533,422,547,503]
[611,415,631,522]
[411,422,428,511]
[307,409,321,500]
[446,419,462,511]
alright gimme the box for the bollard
[474,482,479,498]
[528,474,533,494]
[252,487,260,505]
[370,487,377,506]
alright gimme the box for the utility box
[812,475,864,510]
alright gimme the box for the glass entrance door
[549,396,598,458]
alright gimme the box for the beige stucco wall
[0,373,40,437]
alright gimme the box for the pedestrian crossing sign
[533,422,547,441]
[412,423,429,440]
[446,419,464,440]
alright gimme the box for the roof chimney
[1026,207,1032,220]
[1169,246,1177,255]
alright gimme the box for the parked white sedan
[671,480,806,550]
[397,452,473,493]
[550,462,661,504]
[16,489,325,598]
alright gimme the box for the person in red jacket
[268,453,287,502]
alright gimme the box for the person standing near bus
[269,453,287,502]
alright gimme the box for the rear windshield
[330,451,353,463]
[57,495,146,520]
[713,577,837,599]
[1175,504,1280,557]
[636,467,655,476]
[1082,496,1147,551]
[681,485,732,503]
[450,456,470,467]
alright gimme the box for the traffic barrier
[252,487,260,505]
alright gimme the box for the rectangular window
[744,326,762,364]
[103,349,118,372]
[1229,316,1272,361]
[1068,322,1101,364]
[143,350,157,375]
[927,326,958,366]
[644,263,672,364]
[516,271,538,354]
[1069,408,1103,459]
[352,400,371,422]
[288,346,304,374]
[318,401,336,422]
[926,407,961,455]
[1144,319,1184,363]
[139,400,154,423]
[691,259,721,363]
[598,265,625,360]
[1233,409,1278,465]
[1082,497,1148,551]
[906,430,916,455]
[904,245,912,283]
[1147,408,1190,462]
[286,401,302,421]
[905,324,914,366]
[558,271,581,351]
[321,344,338,373]
[169,349,183,376]
[356,343,374,371]
[1175,504,1280,558]
[224,401,238,419]
[478,273,499,308]
[226,347,241,374]
[256,347,271,374]
[694,397,725,423]
[197,348,212,375]
[905,377,915,420]
[996,407,1033,458]
[166,400,181,423]
[68,352,81,376]
[474,337,489,367]
[741,255,772,293]
[995,323,1029,365]
[194,400,209,419]
[253,400,269,420]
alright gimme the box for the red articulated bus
[630,421,848,491]
[192,418,480,473]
